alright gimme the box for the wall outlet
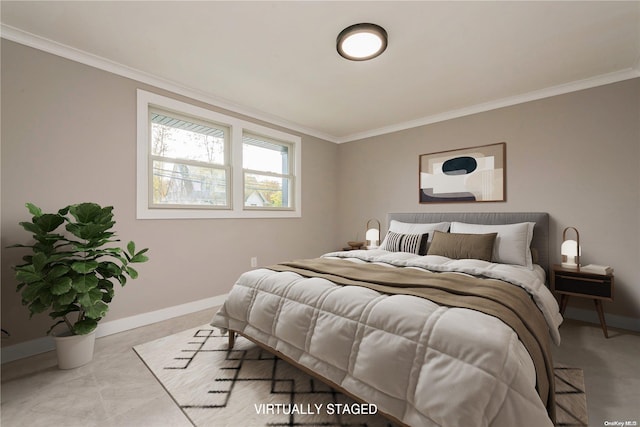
[250,257,258,268]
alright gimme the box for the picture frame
[419,142,506,203]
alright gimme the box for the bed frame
[388,211,550,274]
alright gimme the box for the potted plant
[11,202,149,368]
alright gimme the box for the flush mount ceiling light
[337,23,388,61]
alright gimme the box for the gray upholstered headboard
[387,212,550,274]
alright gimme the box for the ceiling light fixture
[337,23,388,61]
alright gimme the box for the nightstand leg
[594,300,609,338]
[559,295,569,315]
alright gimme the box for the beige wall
[337,79,640,322]
[1,40,339,346]
[2,39,639,350]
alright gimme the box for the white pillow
[449,222,535,268]
[380,221,450,249]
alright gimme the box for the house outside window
[137,90,301,219]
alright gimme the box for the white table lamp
[365,219,381,249]
[561,227,581,269]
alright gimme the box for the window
[243,133,294,210]
[137,90,301,219]
[150,109,230,208]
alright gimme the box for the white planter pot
[53,330,96,369]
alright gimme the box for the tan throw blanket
[269,258,555,422]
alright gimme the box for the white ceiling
[2,1,639,143]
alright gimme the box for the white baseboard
[563,306,640,332]
[1,335,55,365]
[1,293,227,364]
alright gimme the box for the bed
[211,212,562,427]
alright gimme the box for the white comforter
[211,250,562,427]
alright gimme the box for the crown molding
[0,24,339,143]
[3,23,638,145]
[335,67,640,143]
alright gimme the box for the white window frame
[242,132,295,211]
[137,89,301,219]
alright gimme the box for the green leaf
[69,203,102,223]
[19,221,41,234]
[96,279,115,302]
[130,248,149,263]
[125,266,138,279]
[26,203,43,217]
[57,206,70,216]
[94,206,114,225]
[32,253,47,272]
[66,223,112,241]
[97,278,114,290]
[83,300,108,320]
[37,289,53,306]
[96,262,122,278]
[127,241,135,256]
[88,287,103,303]
[50,306,79,319]
[76,292,90,307]
[55,289,77,306]
[47,264,71,279]
[51,277,73,295]
[15,267,42,284]
[34,214,64,233]
[72,318,99,335]
[130,254,149,263]
[6,243,31,249]
[21,282,44,303]
[71,260,99,274]
[77,288,102,308]
[102,292,114,304]
[28,299,49,315]
[71,275,99,292]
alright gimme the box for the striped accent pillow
[382,231,429,255]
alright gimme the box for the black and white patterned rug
[134,325,587,427]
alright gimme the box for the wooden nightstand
[551,264,614,338]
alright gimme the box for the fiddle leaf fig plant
[11,202,149,335]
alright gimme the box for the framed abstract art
[419,142,506,203]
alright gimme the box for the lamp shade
[561,240,580,257]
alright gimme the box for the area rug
[134,325,588,427]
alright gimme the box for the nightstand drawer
[554,273,612,299]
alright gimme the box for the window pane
[244,173,290,208]
[153,160,228,206]
[152,112,226,165]
[243,135,289,174]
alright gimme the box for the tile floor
[1,311,639,427]
[1,309,215,427]
[551,320,640,426]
